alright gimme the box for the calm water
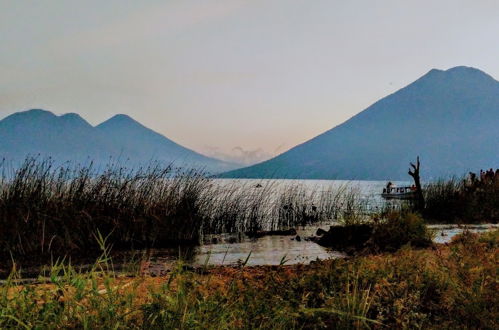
[208,178,411,217]
[140,179,496,274]
[143,223,498,275]
[145,225,344,276]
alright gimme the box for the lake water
[211,178,409,204]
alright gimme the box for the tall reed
[0,158,371,260]
[423,177,498,223]
[0,158,209,259]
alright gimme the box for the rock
[316,224,373,252]
[295,235,301,242]
[316,228,327,236]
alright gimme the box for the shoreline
[2,222,497,280]
[2,229,497,328]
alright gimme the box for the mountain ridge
[220,66,499,180]
[0,110,239,174]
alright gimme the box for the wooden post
[408,156,425,209]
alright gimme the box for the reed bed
[0,158,367,260]
[201,180,369,234]
[0,158,213,259]
[423,176,499,223]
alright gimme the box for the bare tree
[408,156,425,209]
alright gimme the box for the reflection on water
[195,237,340,267]
[145,225,345,275]
[195,227,345,267]
[142,223,498,275]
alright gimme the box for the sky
[1,0,498,165]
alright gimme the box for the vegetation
[0,230,496,329]
[0,158,363,261]
[317,211,434,254]
[369,211,434,251]
[1,158,497,328]
[423,176,499,223]
[0,158,211,260]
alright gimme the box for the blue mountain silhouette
[220,66,499,180]
[0,109,238,174]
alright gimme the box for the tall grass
[0,158,364,260]
[0,158,210,259]
[201,180,371,234]
[423,177,499,223]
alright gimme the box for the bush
[317,211,434,254]
[369,211,434,252]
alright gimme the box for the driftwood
[408,156,425,209]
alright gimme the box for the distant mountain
[0,109,239,174]
[220,66,499,180]
[95,114,232,168]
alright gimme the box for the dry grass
[1,230,497,329]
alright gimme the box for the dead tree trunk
[408,156,425,210]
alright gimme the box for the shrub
[317,211,433,254]
[369,211,434,252]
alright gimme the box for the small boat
[381,184,417,200]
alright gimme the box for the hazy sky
[1,1,498,164]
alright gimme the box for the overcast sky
[1,0,498,164]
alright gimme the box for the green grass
[1,229,497,329]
